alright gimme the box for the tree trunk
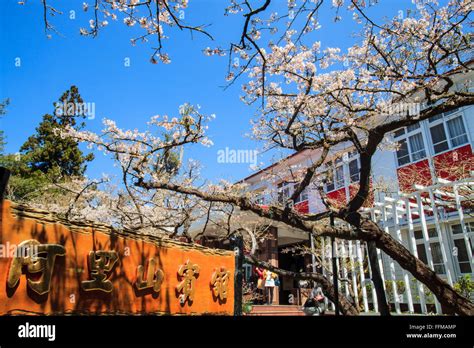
[356,218,474,315]
[230,234,244,316]
[0,167,10,201]
[367,241,390,315]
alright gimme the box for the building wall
[252,104,474,215]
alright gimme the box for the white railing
[319,177,474,314]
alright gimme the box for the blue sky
[0,0,412,183]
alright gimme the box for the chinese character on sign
[135,258,164,292]
[7,239,66,295]
[81,250,118,292]
[210,267,230,301]
[176,260,200,303]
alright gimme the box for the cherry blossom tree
[26,0,213,63]
[23,0,474,315]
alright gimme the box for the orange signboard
[0,200,235,315]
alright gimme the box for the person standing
[255,267,265,304]
[263,269,278,305]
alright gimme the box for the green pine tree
[20,86,94,178]
[0,153,50,200]
[0,99,9,153]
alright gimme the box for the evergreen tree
[159,134,182,176]
[0,153,50,200]
[0,99,9,153]
[20,86,94,177]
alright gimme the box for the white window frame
[348,156,360,183]
[324,151,361,193]
[335,164,345,189]
[324,160,339,193]
[393,123,427,168]
[450,221,474,275]
[414,227,446,275]
[427,109,469,156]
[277,181,292,204]
[277,181,309,205]
[294,187,308,204]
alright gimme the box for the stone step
[248,305,304,316]
[251,305,302,311]
[247,311,306,316]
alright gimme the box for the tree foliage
[1,87,94,201]
[0,153,50,201]
[0,99,9,153]
[19,85,94,178]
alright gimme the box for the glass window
[430,242,446,274]
[416,244,428,264]
[407,123,420,132]
[453,239,472,274]
[415,229,446,275]
[429,114,443,123]
[325,176,335,192]
[430,123,449,154]
[301,189,308,202]
[396,139,410,166]
[349,159,359,183]
[414,230,423,240]
[428,228,438,238]
[278,182,291,204]
[444,108,459,117]
[294,188,308,203]
[414,229,437,239]
[452,222,474,235]
[447,116,468,147]
[325,163,335,192]
[348,150,358,158]
[408,133,426,161]
[452,224,463,234]
[451,223,474,274]
[335,166,344,189]
[394,128,405,138]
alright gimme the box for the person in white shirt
[264,269,277,304]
